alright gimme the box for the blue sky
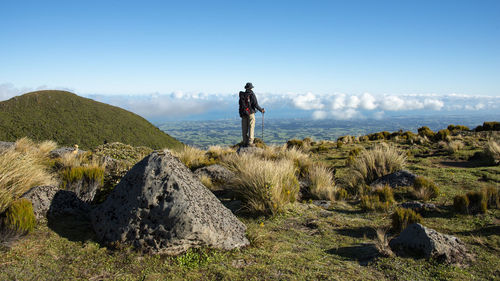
[1,0,499,121]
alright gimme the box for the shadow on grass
[456,225,500,237]
[330,208,364,215]
[326,244,379,265]
[419,206,456,219]
[335,226,376,239]
[47,214,96,242]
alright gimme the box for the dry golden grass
[199,174,215,190]
[345,144,406,194]
[223,153,299,215]
[447,140,465,154]
[0,138,56,213]
[308,164,336,201]
[206,145,235,161]
[374,227,393,257]
[172,145,209,169]
[486,140,500,163]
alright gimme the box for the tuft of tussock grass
[2,198,36,234]
[412,176,439,201]
[446,140,465,154]
[205,145,235,163]
[172,145,214,170]
[374,227,393,257]
[391,207,422,233]
[485,140,500,164]
[223,153,299,215]
[61,165,105,188]
[483,186,499,209]
[0,138,56,213]
[199,175,215,191]
[360,185,395,212]
[307,164,336,201]
[466,191,488,214]
[345,144,406,194]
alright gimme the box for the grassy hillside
[0,90,183,149]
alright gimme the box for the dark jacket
[239,89,263,117]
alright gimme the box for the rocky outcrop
[194,164,235,185]
[91,150,249,255]
[65,178,101,203]
[49,147,86,158]
[21,185,60,220]
[371,170,416,188]
[389,223,472,265]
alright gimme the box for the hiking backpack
[239,91,251,116]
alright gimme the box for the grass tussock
[307,164,336,201]
[199,175,215,190]
[223,153,299,215]
[360,185,395,212]
[412,176,439,201]
[391,207,423,233]
[374,227,393,257]
[2,198,36,234]
[172,145,214,170]
[485,140,500,164]
[345,144,407,193]
[0,138,56,213]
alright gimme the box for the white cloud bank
[1,82,499,120]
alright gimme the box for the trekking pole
[262,112,264,142]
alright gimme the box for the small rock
[194,164,235,185]
[312,200,331,209]
[49,147,86,158]
[399,201,436,212]
[389,223,472,265]
[236,147,263,154]
[371,170,416,188]
[21,185,60,220]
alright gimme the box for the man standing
[239,82,265,147]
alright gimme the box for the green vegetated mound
[0,90,183,149]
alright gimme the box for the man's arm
[251,93,265,113]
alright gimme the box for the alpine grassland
[1,124,500,280]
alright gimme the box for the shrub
[346,147,363,166]
[345,144,406,193]
[359,135,369,142]
[391,207,423,233]
[401,131,417,141]
[466,191,487,214]
[447,124,470,133]
[253,137,267,149]
[302,137,313,145]
[0,139,56,213]
[336,140,343,148]
[453,194,469,214]
[412,176,439,201]
[286,139,304,149]
[434,129,451,141]
[307,165,336,201]
[418,126,435,139]
[475,121,500,132]
[483,186,499,209]
[2,198,36,234]
[223,153,299,215]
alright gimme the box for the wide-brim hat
[244,82,254,89]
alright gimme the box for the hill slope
[0,90,183,149]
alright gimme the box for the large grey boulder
[21,185,60,220]
[389,223,472,264]
[371,170,416,188]
[91,150,249,255]
[65,178,101,203]
[194,164,235,185]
